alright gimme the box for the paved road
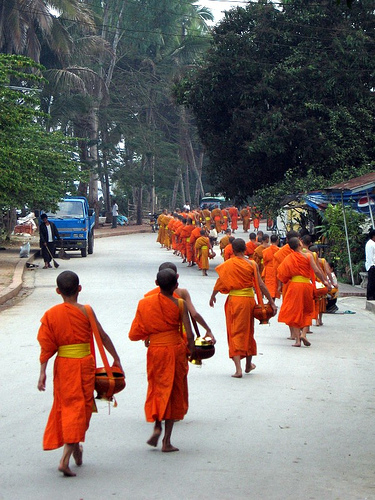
[1,233,374,500]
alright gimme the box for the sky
[197,0,246,23]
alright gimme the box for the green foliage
[0,54,82,211]
[177,0,375,202]
[316,204,367,283]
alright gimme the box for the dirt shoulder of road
[0,223,151,300]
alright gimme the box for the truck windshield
[47,201,84,219]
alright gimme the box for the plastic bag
[19,242,30,258]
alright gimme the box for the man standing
[365,229,375,300]
[111,200,118,228]
[210,238,277,378]
[39,213,60,269]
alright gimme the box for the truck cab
[45,197,95,257]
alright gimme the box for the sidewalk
[0,223,150,306]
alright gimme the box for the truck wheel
[88,230,94,254]
[81,243,88,257]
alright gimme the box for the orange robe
[277,252,314,328]
[214,257,257,359]
[224,243,234,261]
[37,303,95,450]
[222,209,229,231]
[157,213,165,245]
[202,208,211,229]
[195,236,210,270]
[245,240,257,258]
[262,245,280,298]
[180,224,194,261]
[211,208,223,233]
[190,226,202,262]
[240,208,251,232]
[219,235,230,254]
[254,245,266,274]
[273,243,293,296]
[228,206,238,231]
[128,294,189,422]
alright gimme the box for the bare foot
[301,337,311,347]
[147,429,161,447]
[231,372,242,378]
[58,465,76,477]
[73,445,83,466]
[292,343,301,347]
[162,445,179,452]
[245,362,256,374]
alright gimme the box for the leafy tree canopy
[176,0,375,203]
[0,54,83,210]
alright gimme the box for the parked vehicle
[149,212,158,233]
[45,197,95,257]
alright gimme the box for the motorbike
[149,213,158,233]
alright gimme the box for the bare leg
[231,355,242,378]
[300,326,311,346]
[72,443,83,466]
[291,327,301,347]
[58,443,77,477]
[162,420,179,452]
[147,420,162,447]
[245,356,256,373]
[287,326,296,340]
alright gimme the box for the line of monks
[156,209,339,349]
[155,205,268,275]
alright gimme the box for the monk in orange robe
[37,271,122,477]
[195,229,212,275]
[211,206,223,233]
[180,218,194,265]
[190,224,203,264]
[210,238,277,378]
[219,228,232,256]
[222,208,230,231]
[145,262,216,344]
[228,206,239,233]
[156,210,167,246]
[223,236,235,260]
[253,234,269,274]
[240,207,251,232]
[262,234,280,299]
[201,205,211,229]
[277,238,330,347]
[245,232,258,259]
[129,269,196,452]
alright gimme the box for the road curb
[0,251,38,305]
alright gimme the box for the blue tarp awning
[304,189,375,215]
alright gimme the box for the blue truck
[45,197,95,257]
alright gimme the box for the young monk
[277,238,330,347]
[129,268,196,452]
[37,271,122,477]
[195,229,212,276]
[262,234,280,300]
[210,238,277,378]
[144,262,216,344]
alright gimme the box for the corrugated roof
[327,171,375,192]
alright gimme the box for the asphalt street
[0,232,374,500]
